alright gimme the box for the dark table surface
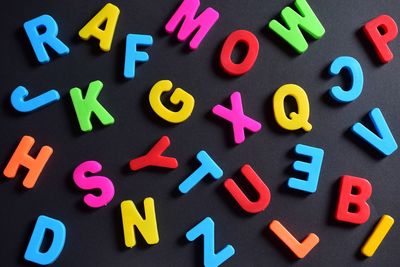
[1,0,399,266]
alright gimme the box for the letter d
[24,215,66,265]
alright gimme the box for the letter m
[165,0,219,50]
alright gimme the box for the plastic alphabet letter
[178,150,223,194]
[129,136,178,171]
[165,0,219,50]
[3,135,53,189]
[335,175,372,224]
[212,91,262,144]
[268,0,325,53]
[186,217,235,267]
[220,30,259,76]
[149,80,195,123]
[23,14,70,63]
[273,84,312,132]
[11,86,60,112]
[70,80,115,132]
[361,215,395,257]
[269,220,319,259]
[287,144,324,193]
[79,3,120,52]
[351,108,398,156]
[120,198,159,248]
[224,164,271,213]
[363,15,398,64]
[329,56,364,103]
[124,34,153,79]
[73,160,115,208]
[24,215,66,265]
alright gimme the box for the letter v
[351,108,398,156]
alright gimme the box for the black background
[1,0,399,266]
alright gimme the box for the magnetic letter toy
[73,160,115,208]
[186,217,235,267]
[3,135,53,189]
[224,164,271,213]
[23,14,70,63]
[268,0,325,53]
[11,86,60,112]
[24,215,66,265]
[178,150,223,194]
[269,220,319,259]
[363,15,398,64]
[165,0,219,50]
[212,91,262,144]
[129,136,178,171]
[149,80,195,123]
[335,175,372,224]
[351,108,397,156]
[220,30,259,76]
[79,3,120,52]
[329,56,363,103]
[120,198,159,248]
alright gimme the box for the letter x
[212,91,261,144]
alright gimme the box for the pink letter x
[212,91,262,144]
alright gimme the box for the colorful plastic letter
[120,198,159,248]
[186,217,235,267]
[351,108,398,156]
[78,3,120,52]
[70,80,115,132]
[11,86,60,112]
[220,30,259,76]
[3,136,53,189]
[363,15,398,64]
[273,84,312,132]
[361,215,395,257]
[212,91,262,144]
[224,164,271,214]
[129,136,178,171]
[73,160,115,208]
[165,0,219,50]
[269,220,319,259]
[178,150,223,194]
[149,80,195,123]
[287,144,324,193]
[24,215,66,265]
[268,0,325,54]
[23,14,70,63]
[124,34,153,79]
[329,56,364,103]
[335,175,372,224]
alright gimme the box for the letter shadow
[156,1,194,55]
[64,168,97,214]
[17,219,50,266]
[262,227,299,263]
[355,28,382,67]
